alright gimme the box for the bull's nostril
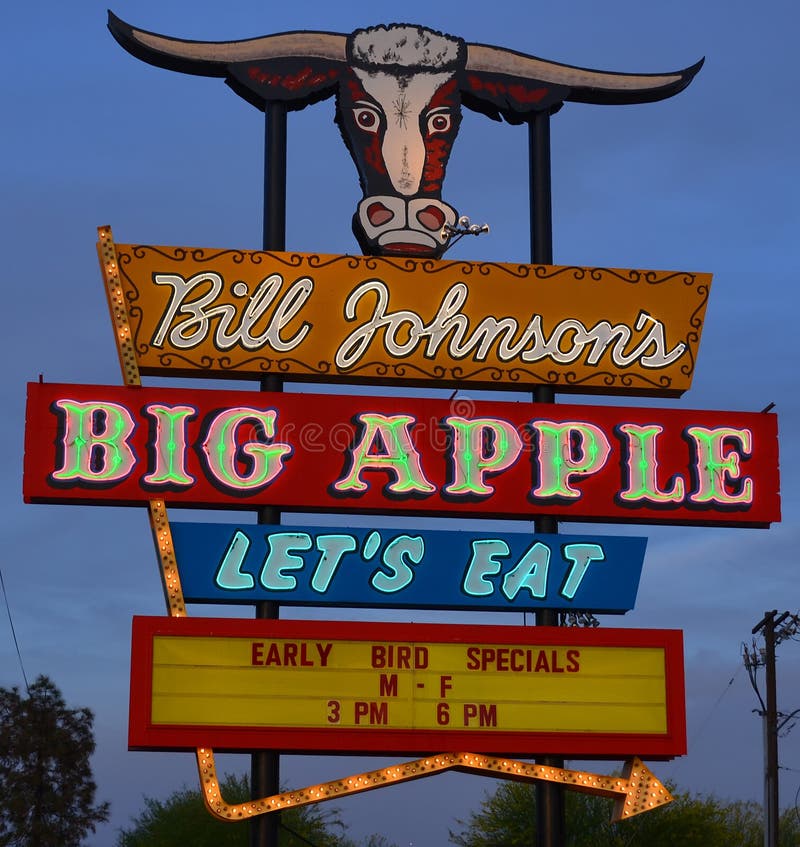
[367,202,394,227]
[416,205,447,231]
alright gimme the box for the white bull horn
[107,11,347,73]
[466,42,703,104]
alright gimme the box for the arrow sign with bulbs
[196,749,672,822]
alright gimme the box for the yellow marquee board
[129,617,686,758]
[101,230,711,396]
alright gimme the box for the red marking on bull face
[420,78,461,194]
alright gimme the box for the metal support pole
[250,100,287,847]
[529,108,565,847]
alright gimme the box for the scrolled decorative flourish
[450,365,506,382]
[415,259,438,274]
[126,294,143,316]
[255,251,304,268]
[646,270,696,287]
[158,352,216,370]
[130,245,153,259]
[532,265,586,281]
[593,267,641,285]
[123,280,142,310]
[213,355,330,375]
[689,284,710,329]
[469,262,533,279]
[399,362,448,379]
[301,254,331,269]
[680,342,696,377]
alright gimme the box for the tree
[0,675,109,846]
[117,773,397,846]
[449,778,800,847]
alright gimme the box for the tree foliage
[117,773,397,847]
[0,675,109,847]
[449,778,800,847]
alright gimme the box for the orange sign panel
[102,234,711,396]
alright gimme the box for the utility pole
[744,610,800,847]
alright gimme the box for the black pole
[251,100,287,847]
[263,102,287,254]
[753,611,780,847]
[529,109,565,847]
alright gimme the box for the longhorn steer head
[108,14,702,258]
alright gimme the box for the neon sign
[24,382,780,526]
[170,523,646,612]
[101,237,712,396]
[128,616,686,758]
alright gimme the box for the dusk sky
[2,1,798,845]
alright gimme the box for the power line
[0,566,29,693]
[691,663,743,746]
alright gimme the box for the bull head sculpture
[109,14,701,258]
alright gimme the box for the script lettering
[151,271,313,352]
[336,280,687,372]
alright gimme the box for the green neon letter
[201,407,292,492]
[143,403,195,487]
[443,416,523,496]
[333,414,435,495]
[686,426,754,505]
[618,423,685,504]
[51,399,137,484]
[531,420,611,499]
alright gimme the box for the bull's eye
[353,105,381,133]
[426,110,452,136]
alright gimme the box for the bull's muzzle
[357,195,457,257]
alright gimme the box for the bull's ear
[226,60,341,111]
[461,72,568,123]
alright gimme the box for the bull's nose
[366,202,395,227]
[415,205,447,232]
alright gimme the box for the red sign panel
[23,382,780,527]
[129,616,686,758]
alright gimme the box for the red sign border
[129,616,686,759]
[24,381,781,527]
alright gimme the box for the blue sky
[2,1,798,845]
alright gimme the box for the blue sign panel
[170,523,646,613]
